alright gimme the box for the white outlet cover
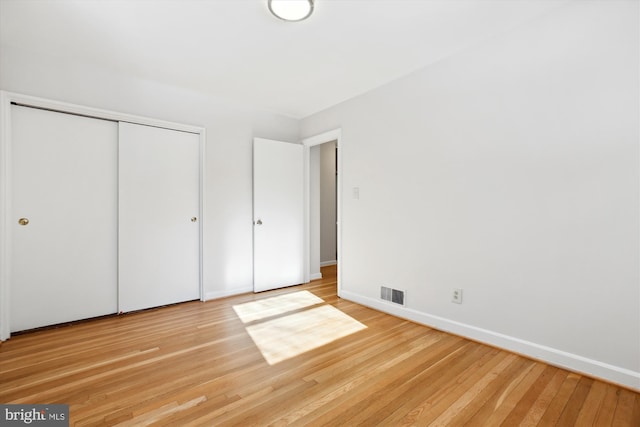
[452,288,463,304]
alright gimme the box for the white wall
[301,0,639,389]
[0,46,300,300]
[320,141,337,264]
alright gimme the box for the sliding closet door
[10,105,118,332]
[118,122,200,312]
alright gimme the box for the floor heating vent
[381,286,405,306]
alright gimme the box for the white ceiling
[0,0,567,119]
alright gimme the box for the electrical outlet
[452,288,463,304]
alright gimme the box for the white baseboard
[205,286,253,300]
[309,272,323,281]
[340,290,640,392]
[320,260,337,267]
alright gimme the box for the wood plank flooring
[1,265,639,426]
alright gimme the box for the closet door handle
[191,217,198,222]
[18,218,29,226]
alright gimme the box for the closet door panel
[10,105,118,332]
[118,122,200,312]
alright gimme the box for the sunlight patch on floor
[233,291,324,323]
[244,305,367,365]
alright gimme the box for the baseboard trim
[205,287,253,300]
[320,260,337,267]
[309,272,323,281]
[340,290,640,392]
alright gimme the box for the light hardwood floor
[1,265,638,426]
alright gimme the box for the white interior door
[118,122,200,312]
[10,105,118,332]
[253,138,304,292]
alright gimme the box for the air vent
[381,286,405,306]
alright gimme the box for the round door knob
[191,217,197,222]
[256,219,263,225]
[18,218,29,226]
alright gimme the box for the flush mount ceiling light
[268,0,314,22]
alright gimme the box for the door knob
[256,219,263,225]
[18,218,29,226]
[191,217,197,222]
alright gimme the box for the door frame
[0,91,206,341]
[303,128,342,296]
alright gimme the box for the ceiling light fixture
[268,0,314,22]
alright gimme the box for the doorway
[311,141,337,269]
[303,129,342,296]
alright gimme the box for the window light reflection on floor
[233,291,367,365]
[233,290,323,323]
